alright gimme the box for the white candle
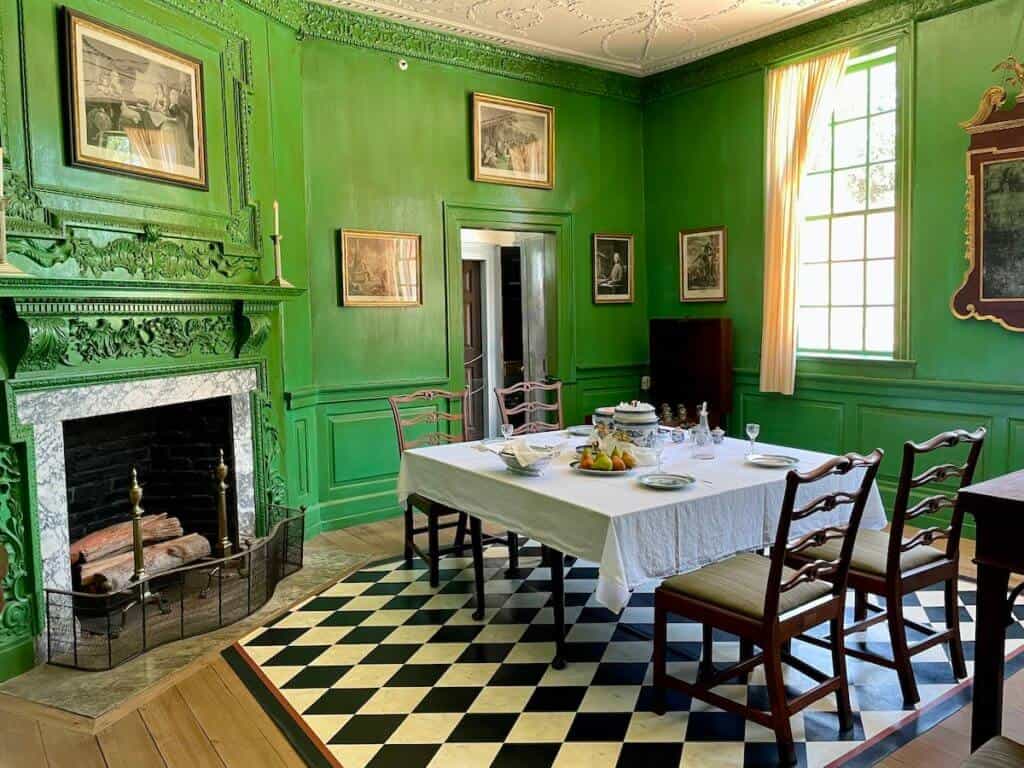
[1,147,5,198]
[273,199,280,237]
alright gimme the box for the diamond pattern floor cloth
[226,541,1024,768]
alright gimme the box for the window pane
[802,173,831,216]
[870,62,897,113]
[830,307,864,350]
[834,167,867,212]
[865,307,895,352]
[831,215,865,261]
[799,263,828,306]
[834,119,867,167]
[866,211,895,259]
[801,219,829,263]
[869,113,896,162]
[831,261,864,306]
[835,69,868,121]
[866,259,894,304]
[799,307,829,349]
[869,162,896,208]
[808,128,832,173]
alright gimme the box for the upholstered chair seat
[800,528,947,577]
[661,552,831,619]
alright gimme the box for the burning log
[70,513,183,564]
[78,533,212,593]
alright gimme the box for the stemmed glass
[652,430,668,473]
[501,423,514,442]
[746,423,760,456]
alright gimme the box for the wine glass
[501,423,514,442]
[746,423,760,456]
[651,430,668,473]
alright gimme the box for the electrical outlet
[641,375,651,390]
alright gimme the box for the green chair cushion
[661,552,832,620]
[962,736,1024,768]
[800,528,946,577]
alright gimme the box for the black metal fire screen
[44,505,305,671]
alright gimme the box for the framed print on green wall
[65,8,208,189]
[472,93,554,189]
[339,229,423,307]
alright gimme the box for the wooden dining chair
[388,388,474,587]
[494,380,564,435]
[652,450,884,766]
[788,427,986,706]
[492,379,564,573]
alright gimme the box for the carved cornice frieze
[10,299,241,374]
[7,227,259,282]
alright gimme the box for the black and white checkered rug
[226,541,1024,768]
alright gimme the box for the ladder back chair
[788,427,986,706]
[492,379,564,572]
[653,450,884,766]
[388,388,473,587]
[494,380,564,435]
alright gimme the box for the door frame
[443,203,575,399]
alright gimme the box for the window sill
[796,353,917,379]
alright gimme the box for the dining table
[397,432,887,668]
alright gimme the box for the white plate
[569,460,631,477]
[746,453,800,469]
[639,473,695,490]
[567,425,593,436]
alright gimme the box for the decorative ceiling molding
[310,0,875,75]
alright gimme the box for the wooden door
[462,260,485,441]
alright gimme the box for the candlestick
[266,198,293,288]
[0,147,25,277]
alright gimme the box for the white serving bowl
[497,446,558,476]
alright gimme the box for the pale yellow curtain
[760,49,850,395]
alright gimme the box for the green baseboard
[0,637,37,682]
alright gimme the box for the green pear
[593,452,614,471]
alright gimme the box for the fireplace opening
[62,396,237,591]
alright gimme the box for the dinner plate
[639,473,695,490]
[746,453,800,469]
[569,460,631,476]
[567,425,593,436]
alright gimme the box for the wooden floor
[0,518,1019,767]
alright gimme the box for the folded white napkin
[508,439,563,467]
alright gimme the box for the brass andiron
[215,449,232,558]
[129,467,146,582]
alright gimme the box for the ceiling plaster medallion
[318,0,873,75]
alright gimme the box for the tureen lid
[614,400,655,414]
[594,406,616,416]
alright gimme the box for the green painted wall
[642,0,1024,533]
[293,40,648,532]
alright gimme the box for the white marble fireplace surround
[15,367,259,595]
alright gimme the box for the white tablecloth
[397,435,886,612]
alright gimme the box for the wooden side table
[958,470,1024,751]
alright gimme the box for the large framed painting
[593,234,634,304]
[679,226,727,302]
[339,229,422,307]
[472,93,554,189]
[953,64,1024,332]
[65,9,207,189]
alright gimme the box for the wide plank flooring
[0,516,1019,767]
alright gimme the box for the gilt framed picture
[65,9,207,189]
[679,226,727,302]
[339,229,422,307]
[473,93,554,189]
[593,234,634,304]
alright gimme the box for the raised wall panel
[328,409,402,487]
[856,405,992,483]
[1009,419,1024,473]
[295,418,311,496]
[739,393,845,455]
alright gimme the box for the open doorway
[461,228,556,440]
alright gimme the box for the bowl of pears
[571,446,637,476]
